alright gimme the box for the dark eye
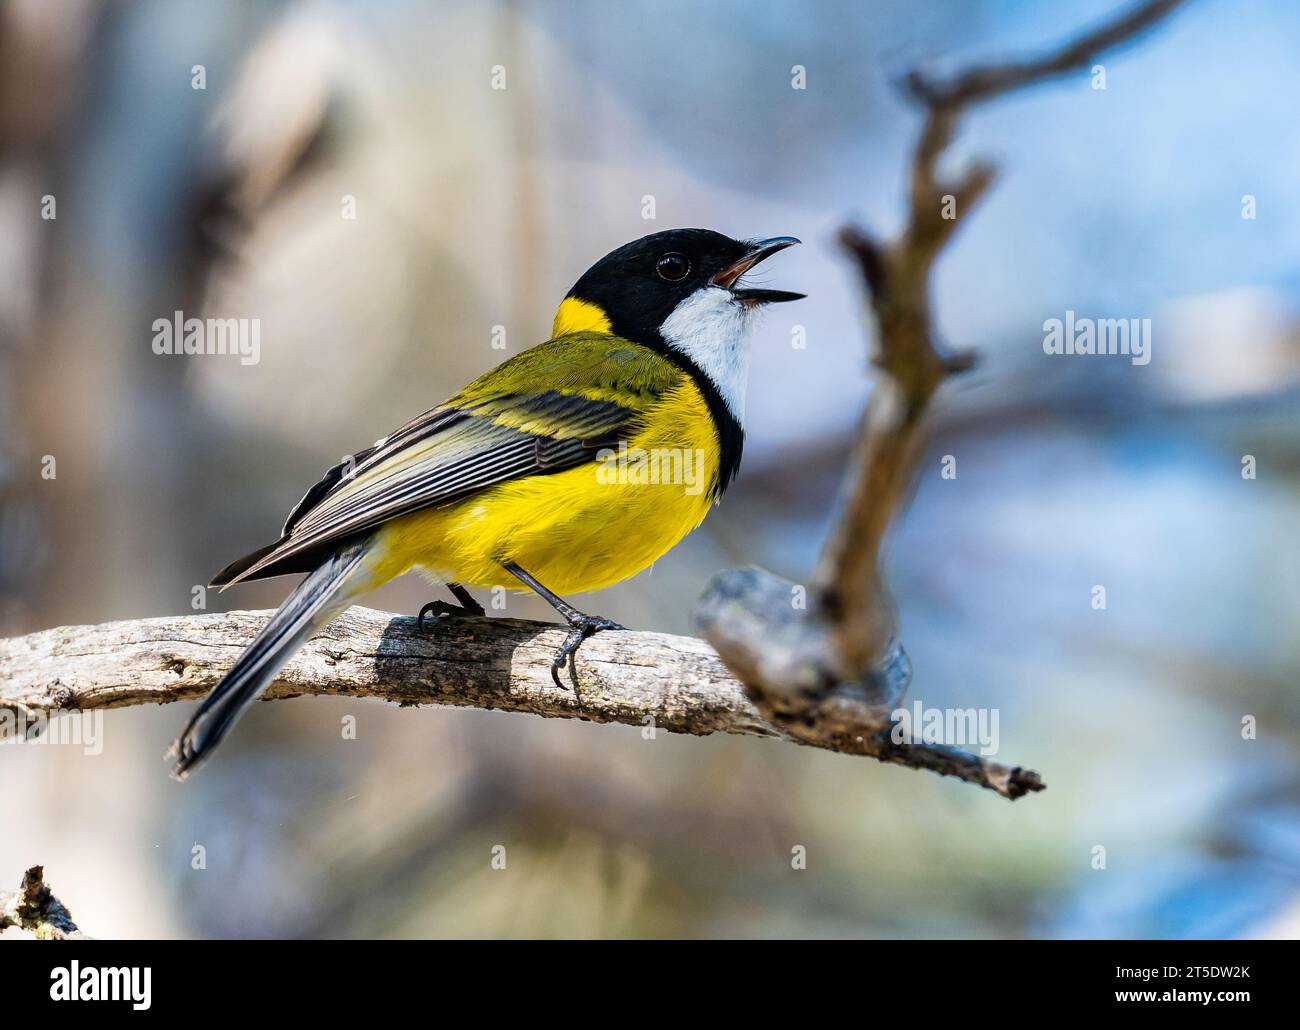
[656,253,690,282]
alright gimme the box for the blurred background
[2,0,1298,939]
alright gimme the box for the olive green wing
[213,334,676,588]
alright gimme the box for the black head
[553,229,802,500]
[555,228,803,348]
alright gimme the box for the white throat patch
[659,286,756,422]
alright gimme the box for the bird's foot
[418,598,484,630]
[551,613,625,690]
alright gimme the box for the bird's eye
[656,253,690,282]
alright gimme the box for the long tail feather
[169,538,372,779]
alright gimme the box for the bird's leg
[501,561,625,689]
[418,582,486,630]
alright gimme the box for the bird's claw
[550,614,624,690]
[418,600,473,630]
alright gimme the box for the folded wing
[212,335,676,588]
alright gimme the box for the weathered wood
[0,607,1043,799]
[0,866,86,940]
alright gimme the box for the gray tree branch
[695,0,1185,776]
[0,607,1043,800]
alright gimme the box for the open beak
[711,236,805,304]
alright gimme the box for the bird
[169,228,803,778]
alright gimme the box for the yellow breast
[373,371,721,595]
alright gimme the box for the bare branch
[903,0,1185,108]
[0,608,1043,800]
[820,0,1188,664]
[0,866,86,940]
[698,0,1186,761]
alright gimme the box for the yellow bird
[171,229,802,777]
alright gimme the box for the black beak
[712,236,805,304]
